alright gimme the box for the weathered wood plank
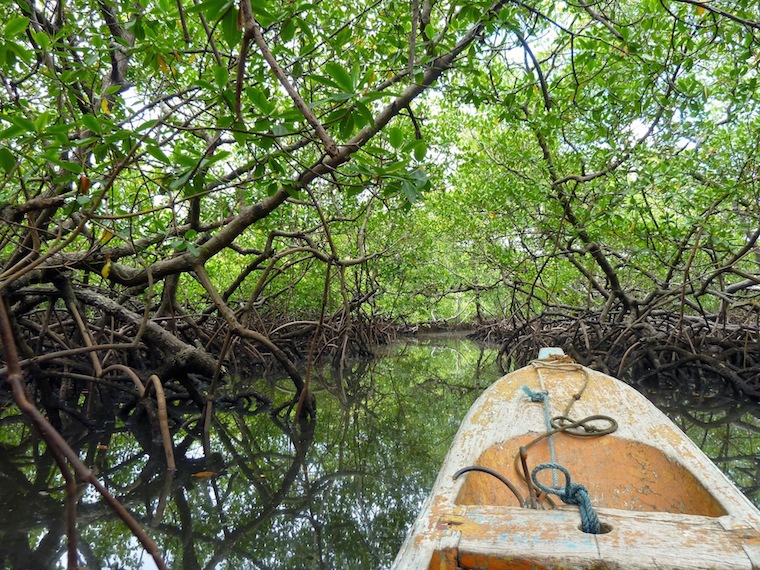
[452,506,759,569]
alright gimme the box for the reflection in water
[0,338,758,569]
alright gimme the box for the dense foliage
[1,0,759,363]
[395,3,760,326]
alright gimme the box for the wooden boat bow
[392,349,760,569]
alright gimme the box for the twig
[296,261,331,420]
[176,0,190,43]
[101,364,176,471]
[410,0,419,79]
[145,374,177,471]
[192,262,306,393]
[672,0,760,31]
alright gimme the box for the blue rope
[531,463,602,534]
[522,386,558,487]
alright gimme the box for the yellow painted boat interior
[455,433,727,517]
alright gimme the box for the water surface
[0,337,757,569]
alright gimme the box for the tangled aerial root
[473,311,760,398]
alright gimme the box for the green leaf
[222,7,242,50]
[642,0,659,13]
[281,18,296,42]
[0,148,16,173]
[388,127,403,149]
[254,135,274,150]
[247,87,276,114]
[144,143,171,164]
[182,173,204,197]
[324,92,354,102]
[175,153,199,168]
[185,0,233,18]
[213,65,229,88]
[136,119,159,132]
[339,113,354,139]
[250,2,275,27]
[48,158,83,174]
[401,179,418,202]
[9,116,36,133]
[5,39,33,64]
[406,139,427,161]
[217,115,235,128]
[350,62,362,92]
[325,62,354,93]
[34,112,52,133]
[272,124,289,136]
[269,157,284,175]
[410,167,428,187]
[168,239,187,251]
[32,30,50,51]
[309,75,340,90]
[202,150,232,166]
[0,125,26,139]
[295,17,314,43]
[354,101,375,129]
[81,114,102,134]
[169,169,194,189]
[252,118,272,131]
[104,84,124,96]
[4,17,30,37]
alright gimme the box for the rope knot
[521,386,547,402]
[561,481,587,505]
[531,463,602,534]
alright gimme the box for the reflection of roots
[1,279,395,425]
[475,311,760,398]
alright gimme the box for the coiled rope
[517,358,617,516]
[531,463,602,534]
[454,356,616,530]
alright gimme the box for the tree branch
[671,0,760,31]
[27,0,511,290]
[238,0,339,157]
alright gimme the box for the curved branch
[512,28,552,111]
[671,0,760,31]
[192,263,306,393]
[238,0,339,157]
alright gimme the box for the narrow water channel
[0,337,758,569]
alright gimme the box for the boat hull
[392,354,760,569]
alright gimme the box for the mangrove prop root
[0,296,169,570]
[478,311,760,398]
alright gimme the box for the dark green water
[0,337,758,569]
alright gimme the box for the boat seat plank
[448,505,760,570]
